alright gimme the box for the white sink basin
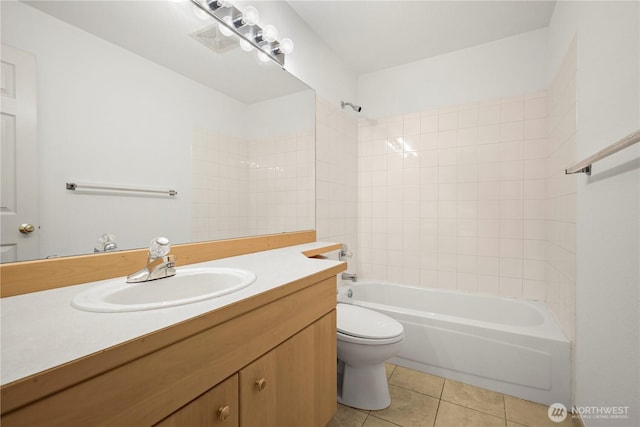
[71,267,257,313]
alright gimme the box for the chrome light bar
[190,0,292,66]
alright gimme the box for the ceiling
[21,1,557,96]
[288,1,557,74]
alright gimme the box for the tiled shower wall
[546,39,577,341]
[192,128,250,241]
[357,92,551,299]
[246,131,315,237]
[191,128,314,242]
[355,43,577,342]
[316,97,358,266]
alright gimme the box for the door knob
[19,224,35,234]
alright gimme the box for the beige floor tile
[441,379,505,417]
[435,401,506,427]
[371,384,439,427]
[506,422,527,427]
[363,415,402,427]
[385,363,397,379]
[504,396,573,427]
[327,404,369,427]
[388,366,445,399]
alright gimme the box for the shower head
[341,101,362,113]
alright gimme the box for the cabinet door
[156,374,238,427]
[238,348,276,426]
[239,310,336,427]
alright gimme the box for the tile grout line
[503,393,507,423]
[432,396,442,427]
[367,413,403,427]
[387,382,444,401]
[441,400,510,425]
[334,365,565,427]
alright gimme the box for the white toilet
[336,303,404,410]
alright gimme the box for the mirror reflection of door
[1,44,39,262]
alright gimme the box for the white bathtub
[339,282,571,407]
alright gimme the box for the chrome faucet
[126,237,176,283]
[94,233,118,253]
[341,272,358,282]
[339,244,352,261]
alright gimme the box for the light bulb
[261,41,272,52]
[242,6,259,26]
[240,39,254,52]
[257,51,271,62]
[279,38,294,54]
[219,16,233,36]
[262,24,278,43]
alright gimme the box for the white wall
[358,29,548,119]
[239,1,359,108]
[250,1,361,272]
[245,90,315,139]
[2,1,248,257]
[547,1,639,425]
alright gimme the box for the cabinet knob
[255,378,267,392]
[217,405,231,422]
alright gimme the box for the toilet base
[337,361,391,410]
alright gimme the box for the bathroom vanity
[0,237,345,426]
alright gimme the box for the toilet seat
[337,303,404,345]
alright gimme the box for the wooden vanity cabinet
[1,274,339,427]
[156,375,239,427]
[239,311,336,427]
[156,311,336,427]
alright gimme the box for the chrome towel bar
[66,182,177,196]
[565,129,640,175]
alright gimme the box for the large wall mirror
[1,0,315,263]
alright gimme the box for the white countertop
[1,242,342,385]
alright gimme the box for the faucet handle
[339,244,352,261]
[164,254,176,268]
[149,237,171,259]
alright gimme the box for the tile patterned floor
[328,364,577,427]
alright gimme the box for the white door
[1,44,39,262]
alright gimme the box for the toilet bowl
[336,303,404,410]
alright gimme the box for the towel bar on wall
[565,129,640,175]
[66,182,178,197]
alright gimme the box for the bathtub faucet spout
[341,272,358,282]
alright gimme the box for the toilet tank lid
[337,303,403,340]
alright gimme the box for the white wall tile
[479,103,501,125]
[439,111,459,131]
[478,238,500,257]
[356,87,575,310]
[499,277,523,297]
[500,121,524,142]
[478,275,500,294]
[421,113,439,133]
[458,105,479,128]
[501,98,525,123]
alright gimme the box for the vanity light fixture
[191,0,294,66]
